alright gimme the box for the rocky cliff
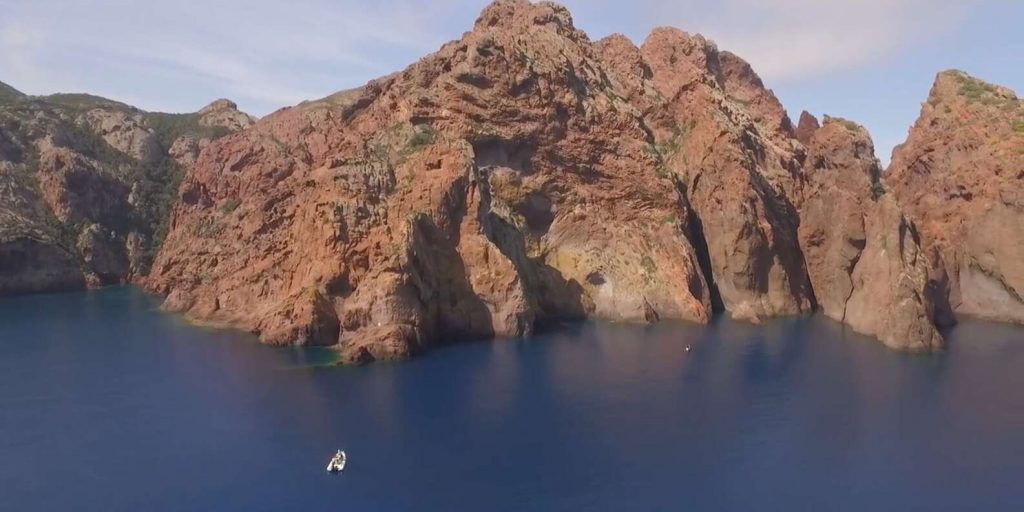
[146,1,716,362]
[0,88,254,295]
[6,1,1020,362]
[798,116,942,351]
[142,0,958,363]
[888,71,1024,325]
[635,28,813,322]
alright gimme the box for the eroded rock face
[147,0,715,362]
[146,0,990,361]
[887,71,1024,324]
[198,99,257,132]
[799,116,942,351]
[168,135,211,169]
[638,27,814,322]
[82,108,161,164]
[717,50,795,142]
[795,111,820,145]
[0,158,86,294]
[167,100,255,168]
[0,89,253,295]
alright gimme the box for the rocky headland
[887,70,1024,325]
[0,85,253,294]
[2,0,1021,363]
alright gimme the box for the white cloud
[707,0,980,82]
[576,0,983,83]
[0,0,479,114]
[0,0,994,114]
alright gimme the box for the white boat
[326,450,347,473]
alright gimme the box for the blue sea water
[1,286,1023,511]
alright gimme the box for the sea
[2,287,1022,511]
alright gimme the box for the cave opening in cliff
[470,137,537,174]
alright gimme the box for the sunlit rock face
[799,116,943,352]
[887,70,1024,325]
[135,1,1020,362]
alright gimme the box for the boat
[326,450,347,473]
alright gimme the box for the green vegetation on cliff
[40,93,131,111]
[0,92,246,280]
[144,112,231,149]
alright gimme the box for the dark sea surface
[2,287,1023,511]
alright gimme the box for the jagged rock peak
[594,34,651,83]
[718,50,794,136]
[597,33,636,47]
[197,98,256,131]
[474,0,579,36]
[804,115,882,191]
[644,26,718,51]
[795,111,820,144]
[719,50,765,88]
[199,98,242,114]
[595,33,642,61]
[642,27,723,88]
[931,69,1018,103]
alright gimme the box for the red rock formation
[147,0,714,362]
[638,27,814,322]
[129,3,1019,361]
[799,116,942,351]
[718,50,795,142]
[888,71,1024,324]
[795,111,820,145]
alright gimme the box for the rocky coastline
[2,0,1021,363]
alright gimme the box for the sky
[1,0,1022,163]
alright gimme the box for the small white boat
[326,450,347,473]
